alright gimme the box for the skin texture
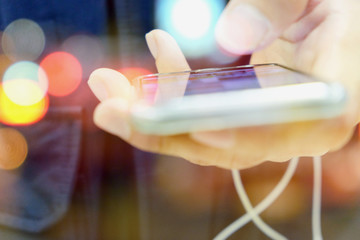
[88,0,360,169]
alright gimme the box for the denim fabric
[0,107,83,233]
[0,0,108,39]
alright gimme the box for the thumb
[215,0,310,55]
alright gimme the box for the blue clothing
[0,0,108,38]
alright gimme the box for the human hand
[215,0,360,119]
[89,0,360,169]
[190,0,360,167]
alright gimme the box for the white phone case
[130,64,347,135]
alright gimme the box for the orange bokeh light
[40,51,82,96]
[0,128,28,170]
[0,85,49,125]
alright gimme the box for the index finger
[146,29,191,103]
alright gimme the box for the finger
[146,29,191,104]
[146,30,238,149]
[145,29,190,73]
[91,31,245,168]
[145,31,238,149]
[93,31,192,159]
[215,0,310,55]
[88,68,135,102]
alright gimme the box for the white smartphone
[130,63,347,135]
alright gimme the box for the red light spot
[40,52,82,96]
[0,85,49,125]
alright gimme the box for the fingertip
[146,29,171,59]
[145,29,190,73]
[89,68,126,86]
[88,68,111,101]
[145,31,158,59]
[88,68,134,101]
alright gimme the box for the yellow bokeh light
[2,61,48,105]
[0,85,49,126]
[3,78,45,106]
[0,128,28,170]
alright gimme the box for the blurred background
[0,0,360,239]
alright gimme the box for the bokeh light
[40,51,82,97]
[172,0,212,40]
[3,61,48,105]
[62,34,105,77]
[1,19,45,61]
[0,128,28,170]
[0,85,49,125]
[3,79,46,106]
[155,0,225,58]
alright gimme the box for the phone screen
[134,64,316,104]
[131,64,346,135]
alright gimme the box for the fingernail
[88,76,109,101]
[145,31,158,59]
[216,4,271,54]
[191,131,235,149]
[94,101,131,140]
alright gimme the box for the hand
[88,0,360,169]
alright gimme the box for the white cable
[231,169,287,240]
[312,156,323,240]
[213,157,299,240]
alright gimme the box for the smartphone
[130,63,347,135]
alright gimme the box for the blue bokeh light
[155,0,225,58]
